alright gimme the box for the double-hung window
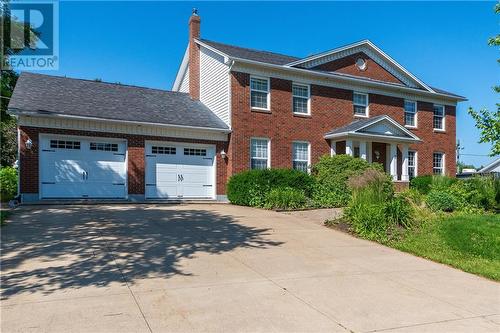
[433,152,444,175]
[292,83,310,115]
[408,151,417,179]
[250,77,270,110]
[292,142,310,172]
[353,92,368,117]
[404,100,417,127]
[250,138,270,169]
[433,104,445,130]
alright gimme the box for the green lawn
[391,214,500,281]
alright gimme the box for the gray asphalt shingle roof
[9,72,229,130]
[199,39,300,65]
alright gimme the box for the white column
[367,142,372,163]
[345,139,353,156]
[359,141,367,160]
[331,141,337,156]
[401,144,409,181]
[390,143,398,181]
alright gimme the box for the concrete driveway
[1,204,499,333]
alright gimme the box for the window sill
[354,114,369,118]
[251,108,271,114]
[405,125,417,129]
[433,129,446,133]
[293,113,311,118]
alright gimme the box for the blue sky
[33,1,498,167]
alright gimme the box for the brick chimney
[188,9,201,100]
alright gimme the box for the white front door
[145,142,215,199]
[40,136,127,199]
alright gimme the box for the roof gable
[309,51,404,86]
[286,40,433,92]
[324,115,421,142]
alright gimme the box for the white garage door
[145,142,215,199]
[40,136,127,199]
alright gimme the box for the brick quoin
[229,71,456,178]
[19,126,228,195]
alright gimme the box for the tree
[467,2,500,157]
[0,1,39,166]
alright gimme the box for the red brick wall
[19,126,228,195]
[229,71,456,178]
[311,52,403,85]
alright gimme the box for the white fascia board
[324,131,421,143]
[230,57,466,102]
[285,40,434,93]
[172,45,190,91]
[355,115,422,141]
[285,40,369,67]
[9,109,232,134]
[195,39,231,64]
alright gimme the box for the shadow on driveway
[0,205,283,299]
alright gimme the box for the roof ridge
[20,72,188,95]
[199,38,300,60]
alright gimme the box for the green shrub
[431,175,457,190]
[311,155,383,207]
[264,187,307,210]
[0,167,17,202]
[227,169,315,207]
[384,195,414,229]
[343,169,397,239]
[410,175,433,194]
[426,190,458,212]
[447,176,497,212]
[399,188,424,206]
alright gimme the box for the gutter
[324,132,422,143]
[8,108,232,134]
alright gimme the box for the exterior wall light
[220,149,227,160]
[25,138,33,150]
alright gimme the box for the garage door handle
[178,175,184,182]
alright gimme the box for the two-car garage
[39,135,216,200]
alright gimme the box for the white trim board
[18,115,229,142]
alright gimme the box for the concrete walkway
[1,204,499,332]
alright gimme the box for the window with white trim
[184,148,207,156]
[433,152,444,175]
[90,142,118,152]
[292,142,309,172]
[433,104,445,130]
[152,146,176,155]
[408,151,417,179]
[353,92,368,116]
[250,138,269,169]
[404,100,417,127]
[292,83,310,114]
[250,77,269,110]
[50,140,80,150]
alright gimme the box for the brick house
[9,11,465,202]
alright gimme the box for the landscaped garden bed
[226,155,500,280]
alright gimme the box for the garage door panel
[145,143,215,199]
[40,137,127,199]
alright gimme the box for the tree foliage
[467,2,500,157]
[1,1,39,166]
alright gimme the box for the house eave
[229,57,466,102]
[8,108,232,134]
[324,132,421,143]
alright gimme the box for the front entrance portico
[325,115,421,181]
